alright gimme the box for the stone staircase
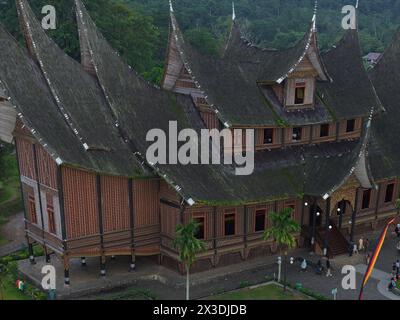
[316,223,349,257]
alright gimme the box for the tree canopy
[1,0,400,85]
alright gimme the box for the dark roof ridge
[16,0,90,151]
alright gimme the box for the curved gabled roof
[0,0,378,206]
[369,29,400,181]
[318,29,384,121]
[164,3,379,127]
[0,23,142,177]
[224,17,330,84]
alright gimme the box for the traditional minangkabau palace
[0,0,399,284]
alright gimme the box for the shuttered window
[385,183,395,203]
[28,195,37,224]
[47,204,56,234]
[286,78,315,107]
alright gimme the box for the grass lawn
[0,247,47,300]
[0,275,31,300]
[210,283,311,300]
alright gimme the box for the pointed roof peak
[232,2,236,21]
[312,0,318,31]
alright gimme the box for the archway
[309,205,323,227]
[331,199,353,229]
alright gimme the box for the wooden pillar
[338,199,345,229]
[300,197,305,227]
[45,246,51,264]
[323,197,331,256]
[100,256,106,277]
[310,199,317,246]
[350,188,360,244]
[27,237,35,265]
[63,256,70,285]
[56,166,67,252]
[374,183,381,220]
[96,175,105,276]
[128,179,136,272]
[243,205,248,260]
[212,206,217,267]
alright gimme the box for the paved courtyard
[16,229,400,300]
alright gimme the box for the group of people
[389,260,400,291]
[350,237,373,265]
[394,223,400,238]
[389,262,400,291]
[300,258,332,277]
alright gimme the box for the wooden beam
[128,178,136,271]
[96,175,105,276]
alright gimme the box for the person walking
[358,237,364,252]
[364,238,370,252]
[300,259,307,272]
[366,252,371,265]
[326,258,332,277]
[353,243,358,255]
[396,260,400,275]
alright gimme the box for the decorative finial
[312,0,318,30]
[232,2,236,21]
[169,0,174,13]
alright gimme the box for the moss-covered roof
[369,29,400,181]
[167,9,383,127]
[0,0,377,206]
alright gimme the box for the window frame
[224,212,236,237]
[361,189,372,210]
[47,204,56,235]
[384,183,395,204]
[319,124,330,138]
[193,215,205,240]
[254,209,267,232]
[263,128,274,145]
[346,119,356,133]
[292,127,303,142]
[294,82,306,105]
[28,195,37,225]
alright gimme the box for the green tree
[173,220,205,300]
[0,0,160,79]
[263,207,300,292]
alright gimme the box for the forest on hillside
[0,0,400,84]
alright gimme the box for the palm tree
[173,220,206,300]
[263,207,300,292]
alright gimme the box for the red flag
[359,217,396,300]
